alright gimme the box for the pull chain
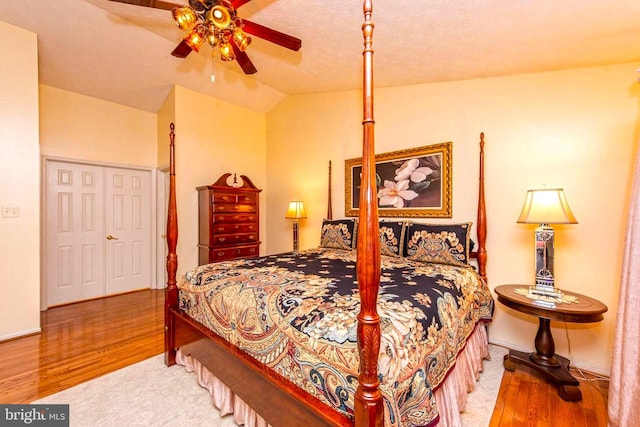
[211,55,216,83]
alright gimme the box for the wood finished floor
[0,289,163,404]
[0,289,609,426]
[489,360,609,426]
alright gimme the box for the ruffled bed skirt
[434,322,490,426]
[175,322,490,427]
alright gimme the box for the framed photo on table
[345,142,452,218]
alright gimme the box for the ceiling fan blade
[108,0,181,11]
[231,41,258,75]
[231,0,253,9]
[242,20,302,51]
[171,40,193,58]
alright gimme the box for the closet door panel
[105,167,151,295]
[46,162,105,306]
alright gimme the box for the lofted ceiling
[1,0,640,113]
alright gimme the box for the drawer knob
[219,237,226,242]
[219,206,225,211]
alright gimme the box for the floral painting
[345,142,452,217]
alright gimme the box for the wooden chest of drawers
[197,173,262,265]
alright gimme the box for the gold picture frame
[345,142,452,218]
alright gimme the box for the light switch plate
[2,206,20,218]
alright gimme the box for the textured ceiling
[1,0,640,113]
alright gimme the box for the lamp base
[292,220,299,253]
[535,224,556,287]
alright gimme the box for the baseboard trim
[0,327,42,342]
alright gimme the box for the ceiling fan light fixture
[205,23,218,47]
[219,41,236,61]
[172,7,197,31]
[123,0,301,74]
[206,33,217,48]
[232,27,251,51]
[208,5,232,30]
[184,24,207,52]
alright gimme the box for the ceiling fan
[108,0,302,75]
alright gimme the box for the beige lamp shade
[285,201,307,219]
[517,188,578,225]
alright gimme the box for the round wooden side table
[494,284,608,401]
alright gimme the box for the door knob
[106,235,119,240]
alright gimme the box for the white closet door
[104,167,151,295]
[46,161,105,306]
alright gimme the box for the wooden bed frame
[163,2,487,426]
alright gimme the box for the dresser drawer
[213,192,257,205]
[210,244,259,261]
[214,203,257,213]
[213,213,258,223]
[213,223,257,234]
[212,233,258,245]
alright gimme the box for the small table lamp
[285,200,307,253]
[517,188,578,297]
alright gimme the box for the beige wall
[160,86,268,277]
[0,22,41,339]
[266,62,640,375]
[157,87,176,170]
[39,85,157,166]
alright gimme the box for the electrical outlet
[2,206,20,218]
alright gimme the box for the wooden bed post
[476,132,488,283]
[327,161,333,220]
[354,1,384,426]
[164,122,178,366]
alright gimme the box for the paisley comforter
[178,247,493,427]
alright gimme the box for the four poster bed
[164,2,492,426]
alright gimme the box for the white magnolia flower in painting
[378,180,418,208]
[394,158,433,183]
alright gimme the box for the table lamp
[285,200,307,253]
[517,188,578,297]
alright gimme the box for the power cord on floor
[564,323,609,396]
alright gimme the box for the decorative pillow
[320,218,358,250]
[404,222,472,266]
[379,220,407,257]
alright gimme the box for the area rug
[33,345,508,426]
